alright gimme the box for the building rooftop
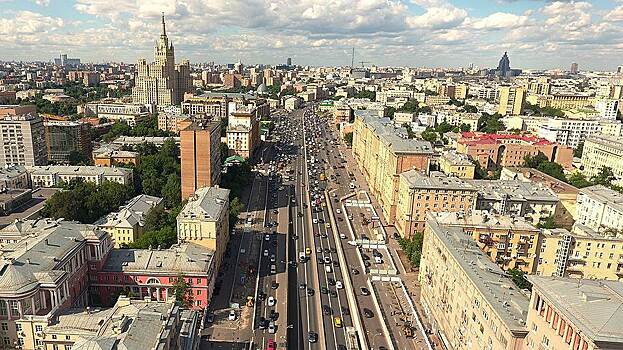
[112,136,180,146]
[528,276,623,345]
[431,210,539,232]
[440,150,474,167]
[0,219,105,295]
[26,165,133,178]
[178,186,230,222]
[459,131,553,146]
[95,194,162,229]
[358,115,434,155]
[502,167,579,196]
[101,242,213,274]
[46,297,199,350]
[400,170,476,191]
[585,134,623,150]
[427,217,530,333]
[578,185,623,213]
[469,179,559,202]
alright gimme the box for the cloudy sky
[1,0,623,70]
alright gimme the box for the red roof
[460,132,553,146]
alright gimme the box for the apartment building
[91,242,216,310]
[438,150,476,179]
[92,144,140,167]
[0,114,48,167]
[469,180,559,226]
[456,132,573,170]
[27,166,133,187]
[395,171,476,238]
[0,165,29,190]
[42,297,199,350]
[177,186,230,273]
[88,103,152,126]
[43,121,91,163]
[352,115,433,224]
[525,276,623,350]
[181,92,269,120]
[575,185,623,233]
[95,194,163,248]
[419,217,529,350]
[0,219,111,350]
[0,105,36,118]
[498,86,525,116]
[581,135,623,185]
[157,106,190,133]
[536,227,623,280]
[431,211,541,274]
[333,102,353,124]
[532,93,595,110]
[501,167,578,229]
[180,118,221,199]
[226,106,260,158]
[536,118,603,149]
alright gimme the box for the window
[52,335,57,340]
[65,345,72,350]
[16,324,22,332]
[66,335,70,340]
[35,325,43,333]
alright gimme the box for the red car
[267,339,276,350]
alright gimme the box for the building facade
[575,185,623,233]
[27,166,133,187]
[96,194,162,248]
[395,171,476,238]
[44,121,91,163]
[131,15,192,109]
[180,119,221,199]
[419,217,529,350]
[438,150,476,179]
[352,115,433,225]
[498,86,525,116]
[0,114,47,167]
[581,135,623,185]
[226,107,260,158]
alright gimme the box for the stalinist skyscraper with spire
[132,15,191,110]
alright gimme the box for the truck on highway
[319,173,326,181]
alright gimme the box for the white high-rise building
[132,15,192,110]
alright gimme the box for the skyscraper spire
[161,12,166,37]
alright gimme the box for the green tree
[460,123,471,132]
[401,123,416,139]
[573,142,584,158]
[386,106,396,120]
[477,113,505,133]
[354,90,376,100]
[172,274,194,308]
[421,127,437,142]
[435,121,454,134]
[523,153,550,168]
[567,172,592,188]
[67,151,93,165]
[398,233,424,268]
[590,166,616,186]
[229,197,245,227]
[343,132,353,147]
[536,161,566,182]
[162,174,182,208]
[463,104,478,113]
[397,99,419,113]
[537,216,560,229]
[507,268,532,290]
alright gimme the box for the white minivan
[325,265,332,273]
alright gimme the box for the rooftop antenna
[351,47,355,68]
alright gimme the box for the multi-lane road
[203,103,430,350]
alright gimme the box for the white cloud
[406,5,467,29]
[605,6,623,22]
[470,12,529,30]
[0,11,63,35]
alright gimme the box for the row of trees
[523,152,623,193]
[398,233,424,268]
[102,116,175,142]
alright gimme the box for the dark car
[308,332,318,343]
[271,281,278,290]
[363,308,374,318]
[341,307,350,315]
[299,283,307,290]
[270,310,279,321]
[328,278,335,286]
[257,291,266,301]
[330,290,337,298]
[323,305,331,315]
[258,317,268,329]
[307,288,315,296]
[351,268,359,275]
[360,287,370,296]
[320,286,328,294]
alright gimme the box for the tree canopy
[477,113,505,133]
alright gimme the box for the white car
[340,233,347,239]
[263,249,269,257]
[336,281,343,289]
[268,322,276,334]
[336,209,342,214]
[268,296,276,306]
[228,310,236,321]
[313,218,318,224]
[265,234,270,241]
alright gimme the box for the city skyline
[1,0,623,70]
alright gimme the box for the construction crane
[359,61,370,67]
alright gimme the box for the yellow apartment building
[352,115,433,225]
[525,276,623,350]
[420,217,530,350]
[95,194,162,248]
[431,211,541,274]
[177,186,230,272]
[536,227,623,281]
[395,171,476,238]
[438,150,476,179]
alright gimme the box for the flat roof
[469,179,559,202]
[578,185,623,213]
[400,170,476,191]
[358,115,434,155]
[528,276,623,345]
[427,218,530,334]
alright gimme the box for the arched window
[146,278,160,285]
